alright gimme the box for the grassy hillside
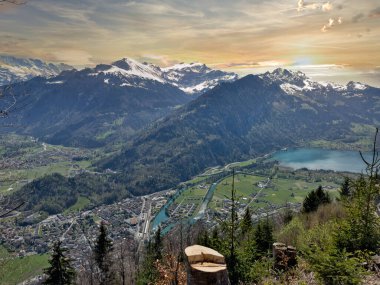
[0,246,49,285]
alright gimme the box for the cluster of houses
[0,191,170,268]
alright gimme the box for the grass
[64,196,91,214]
[210,173,339,212]
[226,158,257,168]
[0,160,93,194]
[169,185,209,217]
[0,246,49,285]
[185,176,209,185]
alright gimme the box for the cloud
[369,7,380,18]
[215,60,287,69]
[297,0,333,12]
[322,2,333,12]
[352,13,365,23]
[139,54,177,66]
[321,16,342,32]
[46,49,94,66]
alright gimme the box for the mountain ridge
[100,70,380,195]
[0,55,73,86]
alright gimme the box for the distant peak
[163,62,208,71]
[262,68,308,85]
[112,58,139,69]
[270,68,306,78]
[347,81,367,90]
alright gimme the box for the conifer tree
[44,241,75,285]
[240,207,253,235]
[302,186,330,213]
[94,221,113,284]
[227,169,239,285]
[210,227,222,251]
[152,226,163,260]
[337,129,380,251]
[339,177,351,199]
[254,219,274,256]
[136,240,159,285]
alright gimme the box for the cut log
[185,245,230,285]
[273,242,297,270]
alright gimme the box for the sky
[0,0,380,86]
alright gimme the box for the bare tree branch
[0,201,24,218]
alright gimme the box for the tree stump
[185,245,230,285]
[273,242,297,270]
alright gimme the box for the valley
[0,133,371,284]
[0,61,379,284]
[0,148,350,283]
[0,135,94,194]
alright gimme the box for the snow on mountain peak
[108,58,164,83]
[87,58,238,95]
[162,62,237,94]
[0,55,73,86]
[162,62,206,72]
[266,68,307,82]
[347,81,367,90]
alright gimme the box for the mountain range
[2,56,380,196]
[100,68,380,195]
[0,55,73,86]
[0,58,237,147]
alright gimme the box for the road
[242,178,270,215]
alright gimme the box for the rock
[185,245,230,285]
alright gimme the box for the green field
[64,196,91,214]
[0,246,49,285]
[169,185,209,217]
[0,134,94,194]
[0,160,92,194]
[210,173,339,211]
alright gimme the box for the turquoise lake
[271,148,371,173]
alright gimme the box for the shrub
[308,248,365,285]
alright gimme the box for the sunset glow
[1,0,379,85]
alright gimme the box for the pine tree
[339,177,351,199]
[152,226,162,260]
[336,129,380,251]
[136,241,159,285]
[44,241,75,285]
[240,207,253,235]
[94,221,113,284]
[254,219,274,256]
[197,229,211,247]
[210,227,222,252]
[302,186,330,213]
[227,169,239,285]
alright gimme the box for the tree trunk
[185,245,230,285]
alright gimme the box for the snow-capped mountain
[260,68,369,96]
[103,69,380,195]
[0,55,73,86]
[162,62,238,95]
[1,58,191,148]
[86,58,238,95]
